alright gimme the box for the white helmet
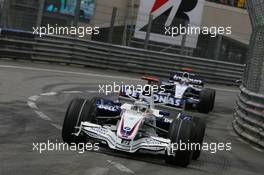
[133,101,150,113]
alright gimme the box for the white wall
[202,1,251,44]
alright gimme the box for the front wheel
[165,119,194,167]
[192,117,206,160]
[197,89,215,114]
[62,98,97,144]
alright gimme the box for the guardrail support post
[144,14,153,50]
[108,7,117,44]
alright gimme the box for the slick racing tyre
[210,90,216,111]
[198,88,215,113]
[192,117,206,160]
[62,98,98,144]
[165,119,194,167]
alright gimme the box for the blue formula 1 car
[119,72,216,114]
[62,81,206,167]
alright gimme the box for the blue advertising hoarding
[45,0,96,21]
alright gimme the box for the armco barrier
[0,29,245,85]
[233,86,264,148]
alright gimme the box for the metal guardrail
[0,29,245,85]
[233,86,264,148]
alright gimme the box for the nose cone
[117,111,144,140]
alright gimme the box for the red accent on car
[141,76,160,83]
[181,67,193,72]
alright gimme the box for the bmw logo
[124,127,131,132]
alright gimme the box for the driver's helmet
[133,101,150,113]
[180,72,190,85]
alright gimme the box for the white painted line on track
[27,101,38,109]
[62,91,83,94]
[86,90,98,93]
[28,95,51,121]
[0,64,140,81]
[107,160,134,174]
[28,95,40,101]
[40,92,58,96]
[51,123,62,130]
[28,90,93,130]
[34,110,52,121]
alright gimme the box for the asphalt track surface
[0,59,263,175]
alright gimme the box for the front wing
[78,122,172,154]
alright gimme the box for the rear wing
[170,72,204,87]
[141,76,160,85]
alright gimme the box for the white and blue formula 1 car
[119,71,216,114]
[62,79,206,167]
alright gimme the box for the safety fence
[0,29,245,86]
[233,86,264,148]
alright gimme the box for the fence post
[180,34,187,55]
[122,2,130,46]
[122,18,128,46]
[1,0,11,28]
[108,7,117,44]
[180,21,188,55]
[144,14,153,50]
[214,34,223,60]
[0,1,3,28]
[36,0,45,27]
[128,0,135,46]
[73,0,81,27]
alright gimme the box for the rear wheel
[192,117,206,160]
[165,119,194,167]
[197,89,215,113]
[62,98,98,144]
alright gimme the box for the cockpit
[131,101,150,113]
